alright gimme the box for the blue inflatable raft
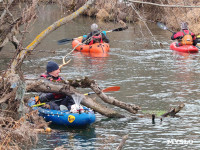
[28,98,96,128]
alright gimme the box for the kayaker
[171,22,197,47]
[82,23,109,45]
[38,61,75,110]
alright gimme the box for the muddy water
[1,5,200,150]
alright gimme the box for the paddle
[57,26,128,45]
[84,86,120,95]
[157,22,200,49]
[156,22,174,33]
[32,86,120,107]
[57,36,82,45]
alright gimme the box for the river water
[1,5,200,150]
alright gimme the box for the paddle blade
[107,26,128,33]
[113,26,128,32]
[57,38,74,45]
[84,86,120,96]
[156,22,168,30]
[102,86,120,92]
[112,27,123,32]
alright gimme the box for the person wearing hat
[171,22,197,47]
[38,61,75,110]
[82,23,109,45]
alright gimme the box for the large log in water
[26,78,140,118]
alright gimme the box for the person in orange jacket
[171,22,197,47]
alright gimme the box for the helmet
[181,22,188,30]
[91,23,98,31]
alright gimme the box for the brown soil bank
[60,0,200,34]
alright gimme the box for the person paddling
[171,22,197,47]
[82,23,109,45]
[38,61,75,110]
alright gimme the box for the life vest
[40,74,64,99]
[40,74,62,82]
[181,30,193,45]
[89,34,103,45]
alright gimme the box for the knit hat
[46,61,59,73]
[91,23,98,31]
[181,22,188,30]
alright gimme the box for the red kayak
[170,42,198,53]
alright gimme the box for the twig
[116,134,129,150]
[161,103,185,117]
[127,0,200,8]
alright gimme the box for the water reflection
[172,51,199,60]
[72,51,109,80]
[34,127,96,150]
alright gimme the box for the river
[1,4,200,150]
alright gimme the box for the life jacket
[89,33,103,45]
[181,30,193,45]
[40,73,64,99]
[40,73,62,82]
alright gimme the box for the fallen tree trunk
[25,78,140,118]
[68,77,140,114]
[26,78,124,118]
[90,82,140,114]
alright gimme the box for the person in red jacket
[38,61,75,110]
[82,23,109,45]
[171,22,197,47]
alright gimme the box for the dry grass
[96,9,110,21]
[0,109,50,150]
[163,0,200,33]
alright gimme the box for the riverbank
[56,0,200,33]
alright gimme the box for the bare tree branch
[25,78,128,118]
[161,103,185,117]
[90,82,140,114]
[127,0,200,8]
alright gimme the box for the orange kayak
[72,38,110,53]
